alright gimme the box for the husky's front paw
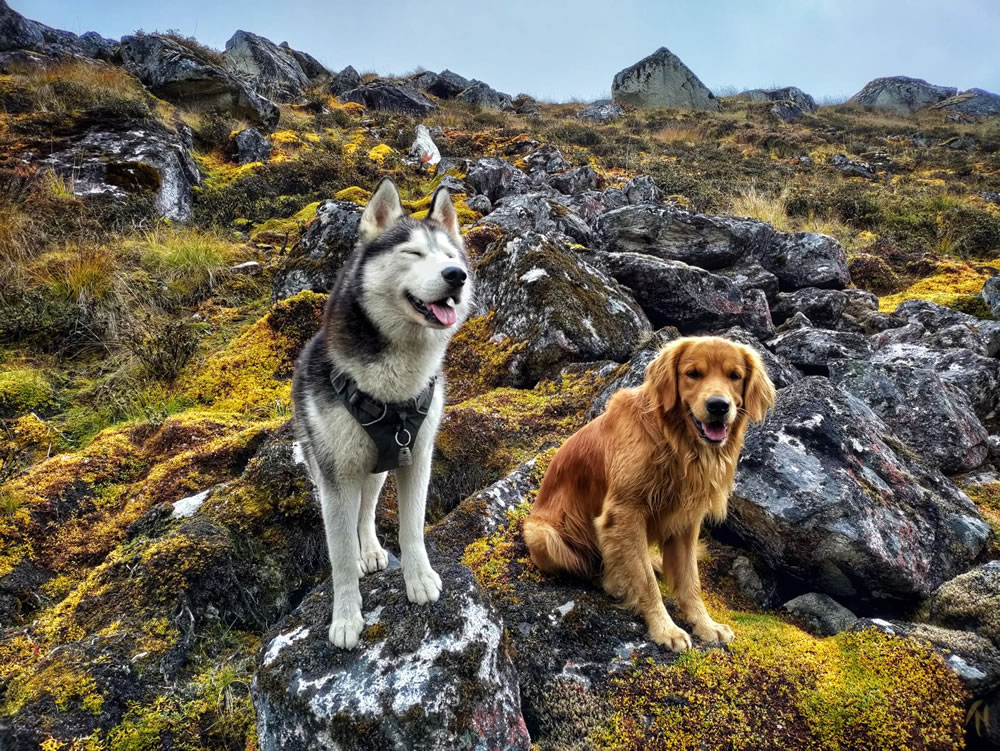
[328,606,364,649]
[403,565,442,605]
[358,545,389,575]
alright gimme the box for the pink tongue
[428,302,457,327]
[704,422,728,441]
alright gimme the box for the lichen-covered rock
[559,189,629,225]
[475,232,651,386]
[465,158,530,203]
[586,329,680,418]
[740,86,817,113]
[37,124,201,221]
[830,153,878,180]
[1,0,44,51]
[233,126,272,164]
[983,276,1000,319]
[829,359,989,474]
[720,262,781,302]
[622,175,661,205]
[252,564,530,751]
[521,145,571,175]
[576,99,625,123]
[0,0,114,60]
[272,200,362,300]
[729,377,991,602]
[547,165,600,196]
[758,232,851,291]
[278,41,328,80]
[601,252,774,339]
[596,204,775,270]
[730,556,779,609]
[767,326,872,375]
[782,593,857,636]
[848,76,957,114]
[720,326,802,389]
[224,29,309,103]
[769,100,806,122]
[931,88,1000,118]
[455,80,515,111]
[119,33,280,129]
[341,81,436,116]
[410,69,469,99]
[476,192,592,245]
[928,561,1000,648]
[612,46,720,111]
[406,123,440,167]
[770,288,848,328]
[328,65,361,96]
[889,298,1000,357]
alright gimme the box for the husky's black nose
[706,397,730,417]
[442,266,467,287]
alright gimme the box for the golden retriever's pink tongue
[429,302,457,326]
[704,422,728,441]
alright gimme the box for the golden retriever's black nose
[706,397,730,417]
[442,266,467,287]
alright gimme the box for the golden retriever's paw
[358,545,389,575]
[651,624,693,652]
[694,620,735,644]
[404,564,442,605]
[328,607,364,649]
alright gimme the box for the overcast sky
[17,0,1000,102]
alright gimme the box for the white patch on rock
[520,267,548,283]
[555,600,575,618]
[946,654,987,682]
[292,441,306,465]
[364,606,383,626]
[171,488,212,518]
[264,625,310,666]
[870,618,895,634]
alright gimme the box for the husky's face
[358,179,472,334]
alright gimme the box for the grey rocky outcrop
[340,81,436,116]
[224,30,310,103]
[848,76,957,114]
[271,200,362,300]
[612,46,720,111]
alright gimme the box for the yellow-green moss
[334,186,371,204]
[0,367,54,417]
[878,257,999,313]
[443,313,528,403]
[461,501,541,600]
[368,144,395,164]
[249,201,321,245]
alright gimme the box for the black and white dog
[292,178,472,648]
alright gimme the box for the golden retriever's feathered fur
[524,336,776,650]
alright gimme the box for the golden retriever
[523,336,775,650]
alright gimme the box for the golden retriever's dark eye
[686,369,702,379]
[729,372,742,381]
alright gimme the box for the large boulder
[1,0,43,51]
[475,232,652,386]
[767,326,872,375]
[770,288,848,328]
[612,46,720,111]
[465,158,530,203]
[224,30,310,103]
[253,564,530,751]
[739,86,817,113]
[728,377,991,602]
[37,124,201,221]
[119,34,280,129]
[278,41,328,80]
[547,165,600,196]
[595,204,775,270]
[340,81,436,116]
[328,65,361,96]
[0,0,114,60]
[782,593,857,636]
[455,80,515,111]
[927,561,1000,647]
[232,126,272,164]
[476,193,593,246]
[271,200,362,300]
[829,359,989,474]
[601,252,774,338]
[848,76,957,114]
[758,232,851,291]
[931,88,1000,118]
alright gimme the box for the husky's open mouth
[691,414,729,444]
[406,292,458,327]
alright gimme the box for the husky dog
[292,178,472,648]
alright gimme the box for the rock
[730,556,779,609]
[729,377,990,602]
[37,124,201,221]
[829,153,878,180]
[848,76,957,114]
[328,65,361,96]
[224,30,309,103]
[476,193,592,246]
[770,288,848,328]
[558,189,628,225]
[770,101,806,122]
[931,88,1000,118]
[984,277,1000,319]
[612,46,720,111]
[990,435,1000,459]
[740,86,817,113]
[271,200,362,300]
[601,252,774,339]
[720,327,802,389]
[928,562,1000,647]
[232,127,272,164]
[406,124,440,167]
[783,593,857,636]
[475,232,652,386]
[596,204,775,270]
[829,359,989,474]
[720,263,780,303]
[411,70,465,99]
[465,158,530,203]
[119,34,280,129]
[576,99,625,123]
[521,145,571,175]
[253,564,530,751]
[768,327,872,375]
[1,0,44,51]
[456,80,515,111]
[622,175,661,204]
[278,42,328,80]
[465,194,492,215]
[890,298,1000,357]
[512,93,539,115]
[759,232,851,291]
[341,81,436,116]
[0,0,113,60]
[586,329,680,419]
[547,165,600,195]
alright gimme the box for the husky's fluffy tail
[523,517,591,578]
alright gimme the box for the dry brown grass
[7,60,151,118]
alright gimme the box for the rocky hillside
[2,2,1000,749]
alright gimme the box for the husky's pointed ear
[359,178,405,243]
[427,186,461,244]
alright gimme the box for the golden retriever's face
[646,337,776,447]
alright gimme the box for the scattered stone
[770,288,848,328]
[783,593,857,636]
[768,327,872,375]
[465,194,492,215]
[622,175,661,204]
[232,127,272,164]
[731,556,779,609]
[576,99,625,123]
[740,86,817,113]
[547,165,600,195]
[465,157,530,203]
[328,65,361,96]
[341,81,436,116]
[829,153,877,179]
[981,277,1000,319]
[476,193,592,245]
[407,124,440,167]
[522,145,572,175]
[612,46,720,111]
[271,200,362,300]
[928,561,1000,648]
[759,232,851,291]
[456,80,515,111]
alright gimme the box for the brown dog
[523,336,775,650]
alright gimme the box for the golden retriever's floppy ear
[644,338,688,414]
[427,186,462,245]
[359,177,405,244]
[742,345,776,422]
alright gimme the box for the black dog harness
[330,369,435,473]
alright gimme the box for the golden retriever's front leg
[596,503,692,652]
[663,525,734,644]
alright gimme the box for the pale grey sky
[17,0,1000,102]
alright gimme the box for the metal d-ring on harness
[330,368,435,473]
